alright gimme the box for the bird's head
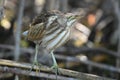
[55,13,81,29]
[66,13,81,27]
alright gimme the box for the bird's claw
[30,61,42,73]
[51,64,61,79]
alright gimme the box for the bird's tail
[22,31,28,37]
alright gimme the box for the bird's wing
[27,11,52,41]
[27,23,46,41]
[31,11,53,26]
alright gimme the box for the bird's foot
[30,61,42,73]
[51,64,60,79]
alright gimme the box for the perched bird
[23,10,81,72]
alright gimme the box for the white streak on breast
[55,29,70,48]
[42,28,61,42]
[46,26,58,34]
[46,30,67,50]
[67,19,76,27]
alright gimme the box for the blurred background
[0,0,120,80]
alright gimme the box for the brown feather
[27,23,45,41]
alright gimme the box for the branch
[0,59,115,80]
[55,54,120,73]
[0,67,76,80]
[0,44,120,58]
[63,47,120,58]
[0,44,120,73]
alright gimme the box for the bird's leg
[34,44,39,63]
[30,44,41,72]
[50,50,59,79]
[51,51,58,67]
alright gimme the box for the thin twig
[14,0,25,79]
[0,44,34,54]
[0,44,120,73]
[0,0,5,20]
[0,44,120,58]
[111,0,120,78]
[55,54,120,73]
[0,59,116,80]
[0,67,76,80]
[14,0,25,61]
[64,47,120,58]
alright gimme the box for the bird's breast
[41,28,70,51]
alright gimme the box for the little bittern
[23,10,81,73]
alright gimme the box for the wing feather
[27,23,45,41]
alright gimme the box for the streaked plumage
[23,10,80,73]
[24,10,74,51]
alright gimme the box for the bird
[22,10,81,73]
